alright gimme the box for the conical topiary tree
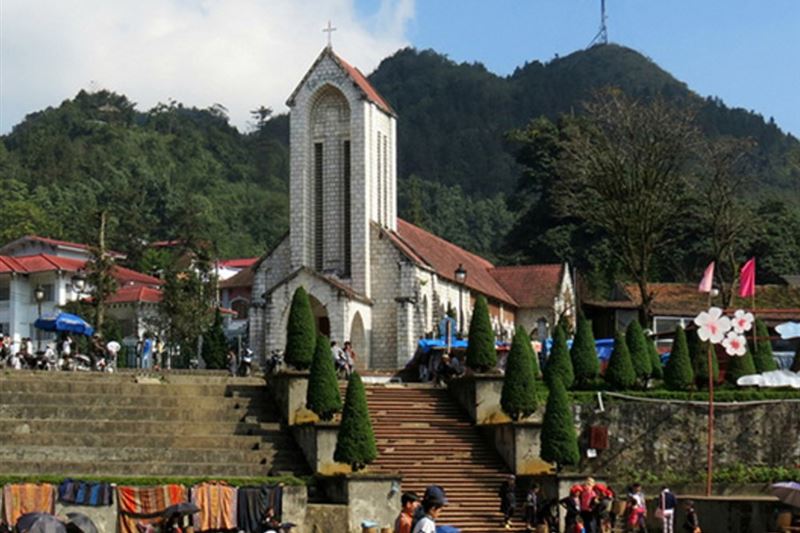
[501,327,539,421]
[664,326,694,391]
[752,319,778,373]
[726,347,757,385]
[306,334,343,421]
[540,376,580,469]
[647,339,664,380]
[626,320,652,385]
[605,330,636,390]
[201,308,227,369]
[571,315,599,388]
[544,324,574,389]
[334,372,377,471]
[689,328,718,387]
[465,295,497,372]
[284,286,316,370]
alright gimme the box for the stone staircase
[365,384,522,532]
[0,371,308,479]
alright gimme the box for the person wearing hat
[412,486,448,533]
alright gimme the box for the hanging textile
[58,479,113,506]
[2,483,56,527]
[191,482,237,531]
[116,485,187,533]
[235,485,283,533]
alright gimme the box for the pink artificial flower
[722,331,747,357]
[732,309,754,334]
[694,307,732,344]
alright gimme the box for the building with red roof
[249,47,574,369]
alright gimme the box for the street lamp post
[454,264,467,336]
[34,285,45,351]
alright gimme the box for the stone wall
[578,397,800,478]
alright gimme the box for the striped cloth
[2,483,56,527]
[116,485,187,533]
[191,482,237,531]
[58,479,113,506]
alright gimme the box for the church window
[314,142,324,271]
[343,140,352,276]
[383,134,389,222]
[376,132,382,222]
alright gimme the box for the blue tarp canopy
[542,337,615,360]
[34,312,95,336]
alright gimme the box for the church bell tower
[286,46,397,297]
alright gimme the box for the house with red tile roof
[249,47,574,369]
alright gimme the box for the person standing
[395,492,419,533]
[499,475,516,529]
[524,483,542,531]
[227,349,238,376]
[629,483,647,533]
[141,335,153,369]
[579,478,598,533]
[343,341,357,370]
[412,486,448,533]
[682,500,700,533]
[561,488,581,533]
[657,487,677,533]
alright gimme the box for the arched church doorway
[349,312,367,370]
[308,294,330,338]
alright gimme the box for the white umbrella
[771,482,800,507]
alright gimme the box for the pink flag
[698,261,715,293]
[738,258,756,298]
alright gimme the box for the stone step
[0,391,269,410]
[0,404,270,422]
[2,371,264,385]
[0,418,280,436]
[1,431,292,450]
[0,460,276,478]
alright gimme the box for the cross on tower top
[323,20,337,49]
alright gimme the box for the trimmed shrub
[284,287,316,370]
[544,324,574,389]
[689,328,718,387]
[306,334,343,421]
[726,347,757,385]
[571,315,599,388]
[501,326,539,421]
[333,372,377,470]
[626,320,652,383]
[540,377,580,468]
[465,295,497,372]
[664,326,694,391]
[605,330,636,390]
[753,319,778,373]
[201,308,227,370]
[648,340,663,380]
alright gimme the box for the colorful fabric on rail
[191,482,238,531]
[58,479,113,506]
[235,485,283,532]
[2,483,56,527]
[116,484,187,533]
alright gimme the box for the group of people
[394,486,450,533]
[331,340,357,377]
[0,333,120,372]
[560,478,700,533]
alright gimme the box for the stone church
[249,46,576,369]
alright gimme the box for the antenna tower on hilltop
[588,0,609,48]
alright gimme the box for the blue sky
[2,1,798,137]
[359,0,800,137]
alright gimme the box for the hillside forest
[1,44,799,301]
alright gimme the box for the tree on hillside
[752,319,778,373]
[726,347,757,385]
[333,372,377,471]
[544,324,574,389]
[570,315,599,388]
[556,90,699,321]
[201,308,227,370]
[540,377,580,469]
[465,295,497,373]
[664,326,694,391]
[501,327,539,421]
[688,328,718,387]
[307,334,343,421]
[605,330,636,390]
[284,287,316,370]
[626,320,652,386]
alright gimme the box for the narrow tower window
[314,142,324,271]
[343,140,351,276]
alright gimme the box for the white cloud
[0,0,414,133]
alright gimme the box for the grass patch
[615,464,800,486]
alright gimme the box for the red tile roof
[112,266,164,286]
[107,285,162,304]
[219,267,254,289]
[0,235,124,258]
[218,258,259,269]
[392,219,517,306]
[490,264,564,309]
[332,52,396,116]
[0,254,85,274]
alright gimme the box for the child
[572,515,586,533]
[682,500,700,533]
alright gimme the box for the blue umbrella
[34,312,95,336]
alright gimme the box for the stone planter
[448,373,541,425]
[315,472,403,533]
[488,422,554,476]
[293,422,351,475]
[269,370,310,425]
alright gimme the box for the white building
[249,47,575,369]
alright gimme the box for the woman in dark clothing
[560,490,581,533]
[499,475,516,529]
[682,500,700,533]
